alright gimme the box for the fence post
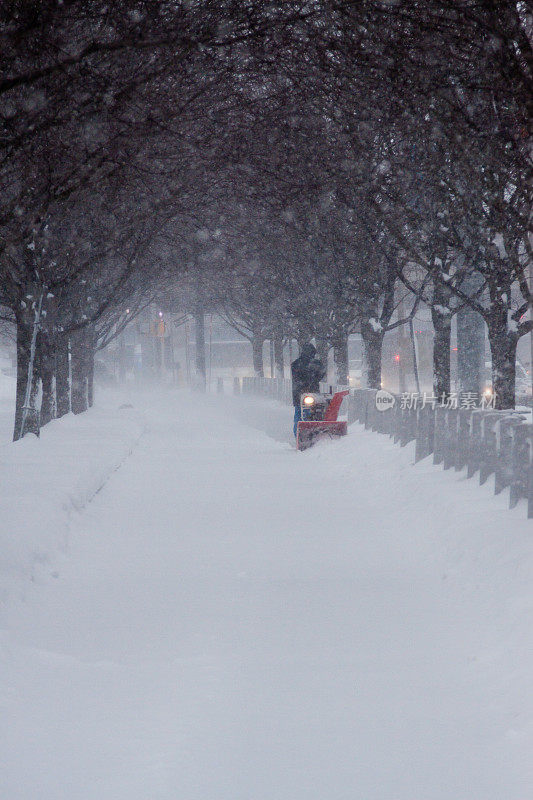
[381,397,395,436]
[479,413,500,486]
[363,391,371,429]
[510,423,532,510]
[400,405,416,447]
[392,398,402,443]
[415,404,434,462]
[467,410,484,478]
[442,408,458,470]
[370,390,378,430]
[495,415,525,496]
[433,405,447,465]
[379,396,394,436]
[454,408,471,471]
[353,390,360,423]
[529,430,533,518]
[348,391,357,424]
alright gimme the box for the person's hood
[300,343,316,362]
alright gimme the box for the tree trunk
[13,314,31,441]
[70,329,90,415]
[360,322,383,390]
[456,273,485,397]
[316,339,329,378]
[431,306,452,399]
[13,310,40,440]
[487,314,518,410]
[273,329,284,378]
[87,345,95,407]
[297,335,309,354]
[333,333,349,385]
[409,318,421,395]
[252,333,264,377]
[118,336,127,381]
[194,303,206,391]
[39,332,56,427]
[55,334,70,418]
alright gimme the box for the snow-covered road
[1,390,532,799]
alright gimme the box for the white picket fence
[235,377,533,519]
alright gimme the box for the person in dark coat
[291,343,326,436]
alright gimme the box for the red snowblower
[296,390,349,451]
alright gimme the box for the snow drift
[0,398,144,604]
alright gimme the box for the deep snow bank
[0,365,16,445]
[0,396,144,603]
[0,368,15,402]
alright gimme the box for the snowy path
[1,391,532,799]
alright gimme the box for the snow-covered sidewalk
[0,394,144,603]
[0,389,531,799]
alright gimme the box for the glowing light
[303,395,315,406]
[158,311,163,318]
[394,354,400,363]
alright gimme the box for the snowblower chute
[296,390,349,451]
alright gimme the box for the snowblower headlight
[303,395,316,406]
